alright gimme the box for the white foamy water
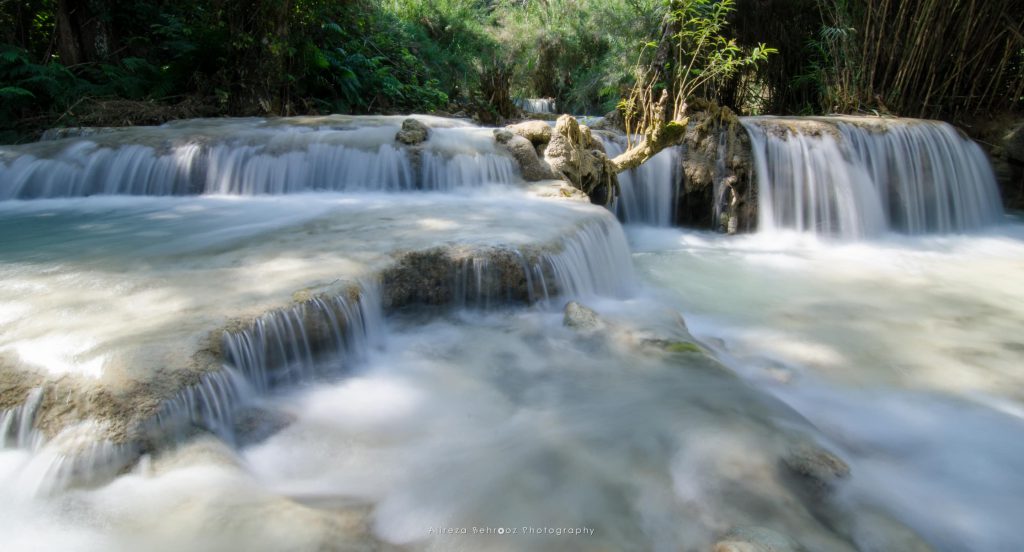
[0,116,519,198]
[516,98,556,114]
[630,221,1024,551]
[742,116,1004,238]
[0,192,620,383]
[598,134,680,226]
[1,113,1020,552]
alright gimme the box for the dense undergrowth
[1,0,1021,143]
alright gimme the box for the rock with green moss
[782,443,851,498]
[395,118,429,145]
[665,341,702,353]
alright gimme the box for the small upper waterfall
[598,134,681,226]
[741,116,1004,238]
[516,98,556,113]
[0,116,519,199]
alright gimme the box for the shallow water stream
[1,115,1021,551]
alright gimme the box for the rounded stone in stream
[713,526,805,552]
[395,118,429,145]
[506,120,553,146]
[563,301,604,331]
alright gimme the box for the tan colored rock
[544,115,618,202]
[563,301,604,331]
[507,120,552,146]
[494,130,556,181]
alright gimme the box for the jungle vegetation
[1,0,1022,142]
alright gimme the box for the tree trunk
[55,0,108,65]
[611,90,689,173]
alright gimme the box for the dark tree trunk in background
[55,0,111,65]
[221,0,293,114]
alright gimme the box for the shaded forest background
[1,0,1022,142]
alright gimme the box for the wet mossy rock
[781,443,851,499]
[665,341,702,354]
[396,118,429,145]
[676,101,755,232]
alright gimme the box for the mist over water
[630,224,1024,551]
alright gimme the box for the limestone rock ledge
[0,195,627,491]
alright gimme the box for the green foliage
[664,0,775,115]
[496,0,665,114]
[0,43,79,137]
[621,0,775,139]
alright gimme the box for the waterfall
[448,213,635,307]
[146,368,253,443]
[0,118,520,199]
[540,213,635,298]
[598,134,681,226]
[223,283,386,397]
[742,116,1004,238]
[516,98,556,113]
[0,388,45,450]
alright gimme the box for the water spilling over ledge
[597,133,681,227]
[0,116,519,198]
[742,116,1004,238]
[0,192,634,493]
[0,112,1020,551]
[515,98,557,114]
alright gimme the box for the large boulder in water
[507,120,552,147]
[563,301,605,332]
[494,129,556,181]
[544,115,618,204]
[395,118,429,145]
[675,101,755,233]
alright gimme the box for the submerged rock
[40,126,128,141]
[781,443,851,497]
[848,510,936,552]
[714,526,805,552]
[395,118,429,145]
